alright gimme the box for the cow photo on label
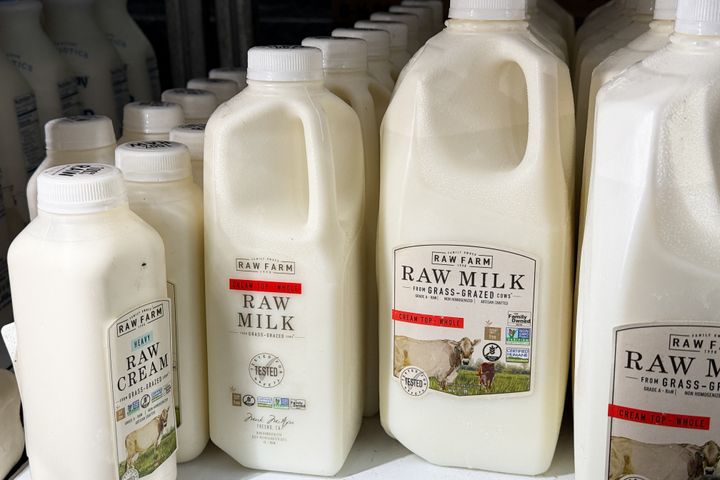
[394,335,480,390]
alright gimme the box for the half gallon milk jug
[575,1,720,478]
[209,67,247,90]
[302,36,392,417]
[43,0,130,135]
[402,0,445,34]
[186,78,239,104]
[116,141,208,463]
[94,0,162,102]
[527,0,569,62]
[119,101,185,143]
[371,11,422,53]
[332,28,395,91]
[0,52,43,235]
[169,123,205,187]
[27,115,116,219]
[0,370,23,479]
[9,164,177,480]
[390,5,435,44]
[0,0,82,131]
[162,88,218,123]
[377,0,575,473]
[576,0,631,50]
[205,45,364,476]
[354,21,412,80]
[537,0,575,47]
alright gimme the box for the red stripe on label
[608,404,710,430]
[392,309,464,329]
[229,279,302,295]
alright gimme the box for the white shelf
[12,416,575,479]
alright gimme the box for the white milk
[575,2,720,478]
[378,0,575,474]
[209,68,247,90]
[332,28,395,91]
[0,52,43,236]
[205,46,364,476]
[162,88,218,123]
[0,0,82,132]
[537,0,575,47]
[94,0,162,102]
[169,123,206,187]
[302,36,392,418]
[119,101,185,143]
[527,0,569,62]
[0,370,23,479]
[9,164,177,480]
[390,5,435,45]
[186,78,239,104]
[27,116,116,220]
[354,21,412,80]
[402,0,445,33]
[116,140,208,463]
[371,12,422,54]
[42,0,130,135]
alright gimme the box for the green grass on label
[118,428,177,478]
[429,369,530,396]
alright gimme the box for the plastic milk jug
[42,0,130,135]
[162,88,218,123]
[527,0,569,62]
[209,67,247,90]
[302,36,392,417]
[9,164,177,480]
[0,52,43,235]
[377,0,575,474]
[402,0,445,34]
[371,12,422,53]
[205,46,364,476]
[390,5,435,44]
[116,141,208,463]
[576,0,631,49]
[186,78,239,104]
[119,101,185,143]
[0,370,23,479]
[537,0,575,46]
[0,0,82,131]
[170,123,205,187]
[27,115,116,220]
[94,0,162,102]
[354,21,412,80]
[332,28,395,91]
[575,1,720,478]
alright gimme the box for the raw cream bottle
[332,28,395,91]
[209,67,247,90]
[27,115,116,220]
[354,20,412,80]
[9,163,177,480]
[371,11,422,53]
[186,78,239,104]
[169,123,206,187]
[162,88,218,123]
[119,101,185,143]
[205,45,364,476]
[116,140,208,463]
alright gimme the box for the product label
[14,93,43,173]
[146,56,161,100]
[167,282,180,427]
[58,78,82,116]
[112,65,130,124]
[392,244,536,397]
[607,324,720,480]
[110,299,176,480]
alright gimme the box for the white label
[13,93,43,173]
[607,324,720,480]
[112,65,130,124]
[392,244,536,397]
[109,299,176,480]
[146,56,161,100]
[58,78,82,116]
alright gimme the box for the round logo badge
[140,394,151,409]
[399,366,429,397]
[242,394,256,406]
[249,353,285,388]
[121,468,140,480]
[483,343,502,362]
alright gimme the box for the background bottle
[119,101,185,142]
[162,88,218,123]
[169,123,205,187]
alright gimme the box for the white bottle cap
[332,28,390,59]
[354,20,409,50]
[675,0,720,35]
[169,123,205,160]
[247,46,324,82]
[449,0,528,20]
[654,0,678,20]
[208,67,247,89]
[186,77,239,103]
[122,101,184,135]
[37,164,127,214]
[116,141,192,183]
[45,115,116,152]
[301,36,368,71]
[161,88,218,121]
[635,0,655,15]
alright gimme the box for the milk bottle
[332,29,395,91]
[42,0,130,135]
[0,0,82,131]
[162,88,218,123]
[378,0,575,473]
[205,45,364,476]
[119,101,185,143]
[0,370,23,479]
[527,0,569,62]
[0,52,43,235]
[537,0,575,47]
[9,163,177,480]
[209,67,247,89]
[27,115,116,220]
[354,21,412,80]
[390,5,435,44]
[186,78,239,104]
[169,124,205,187]
[302,36,392,417]
[94,0,162,102]
[116,140,208,463]
[575,1,720,478]
[371,12,422,53]
[402,0,445,33]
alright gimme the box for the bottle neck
[46,146,116,166]
[670,32,720,49]
[245,79,326,94]
[447,18,529,33]
[649,19,674,34]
